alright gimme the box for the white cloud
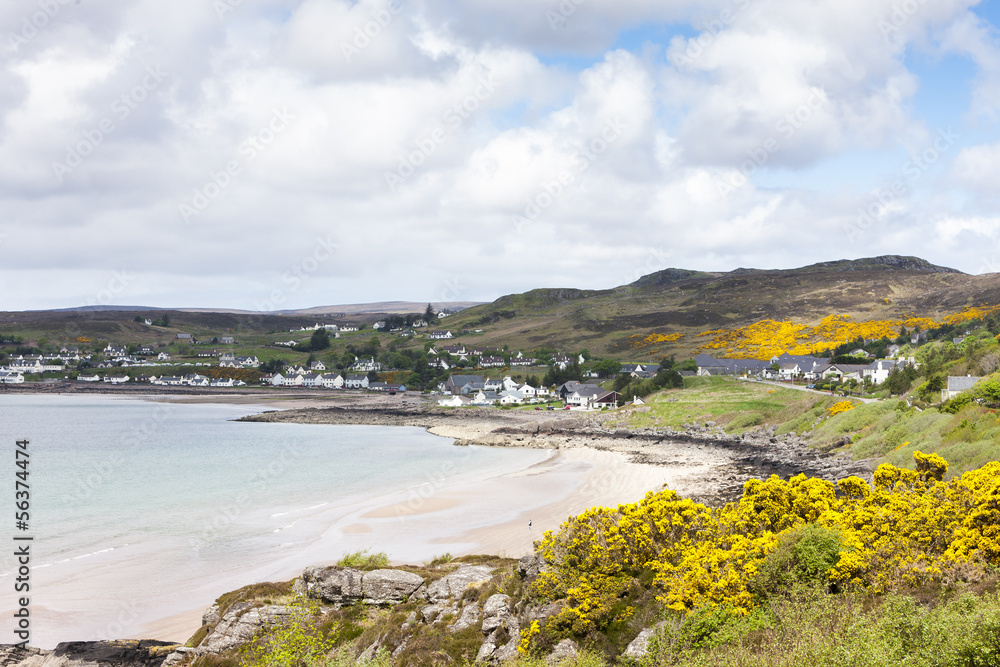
[0,0,997,310]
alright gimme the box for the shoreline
[4,390,872,649]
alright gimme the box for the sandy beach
[129,443,692,644]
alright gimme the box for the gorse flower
[524,453,1000,651]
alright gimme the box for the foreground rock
[0,641,180,667]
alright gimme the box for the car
[806,384,816,389]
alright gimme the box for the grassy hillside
[431,255,1000,360]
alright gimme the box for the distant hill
[41,302,481,316]
[437,255,1000,359]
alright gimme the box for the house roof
[948,376,982,392]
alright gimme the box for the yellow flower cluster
[526,453,1000,648]
[628,332,683,350]
[696,311,981,358]
[827,401,855,417]
[943,305,1000,325]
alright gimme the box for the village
[0,322,985,406]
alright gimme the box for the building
[944,376,982,400]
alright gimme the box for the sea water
[0,395,554,648]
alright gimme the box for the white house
[321,373,345,389]
[519,384,538,400]
[944,375,982,400]
[350,358,382,372]
[344,374,370,389]
[429,331,454,340]
[210,378,235,387]
[863,360,901,385]
[78,374,101,382]
[270,373,286,387]
[185,374,210,387]
[0,371,24,384]
[158,352,172,361]
[340,325,359,333]
[103,376,130,384]
[309,360,327,371]
[302,373,324,388]
[499,390,524,405]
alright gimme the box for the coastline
[3,389,871,648]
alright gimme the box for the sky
[2,0,1000,311]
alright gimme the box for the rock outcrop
[200,603,293,654]
[421,565,494,602]
[298,566,424,606]
[0,641,180,667]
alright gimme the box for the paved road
[738,378,879,403]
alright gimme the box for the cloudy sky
[2,0,1000,311]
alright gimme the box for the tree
[309,329,331,351]
[424,303,436,321]
[593,359,622,378]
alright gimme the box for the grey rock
[495,637,520,663]
[161,647,195,667]
[623,622,668,659]
[424,565,495,602]
[201,604,221,627]
[299,566,363,605]
[200,604,293,653]
[524,601,563,625]
[391,639,408,659]
[546,639,579,664]
[481,594,513,635]
[0,641,182,667]
[362,569,425,605]
[450,604,482,633]
[517,554,546,581]
[475,641,498,663]
[420,604,446,623]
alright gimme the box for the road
[738,377,879,403]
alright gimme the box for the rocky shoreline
[238,405,874,505]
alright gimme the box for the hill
[438,255,1000,359]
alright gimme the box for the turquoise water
[0,395,553,647]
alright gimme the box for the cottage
[943,375,982,400]
[158,352,172,361]
[429,331,454,340]
[321,373,345,389]
[309,360,327,372]
[445,374,486,395]
[0,371,25,384]
[103,376,130,384]
[77,374,101,382]
[344,374,370,389]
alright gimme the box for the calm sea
[0,395,553,648]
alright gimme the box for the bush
[750,524,843,598]
[336,549,390,569]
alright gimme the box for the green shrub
[750,524,843,598]
[336,549,390,569]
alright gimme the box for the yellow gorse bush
[526,453,1000,649]
[827,401,855,417]
[695,310,990,358]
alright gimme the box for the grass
[785,398,1000,477]
[633,588,1000,667]
[336,549,390,569]
[613,377,829,432]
